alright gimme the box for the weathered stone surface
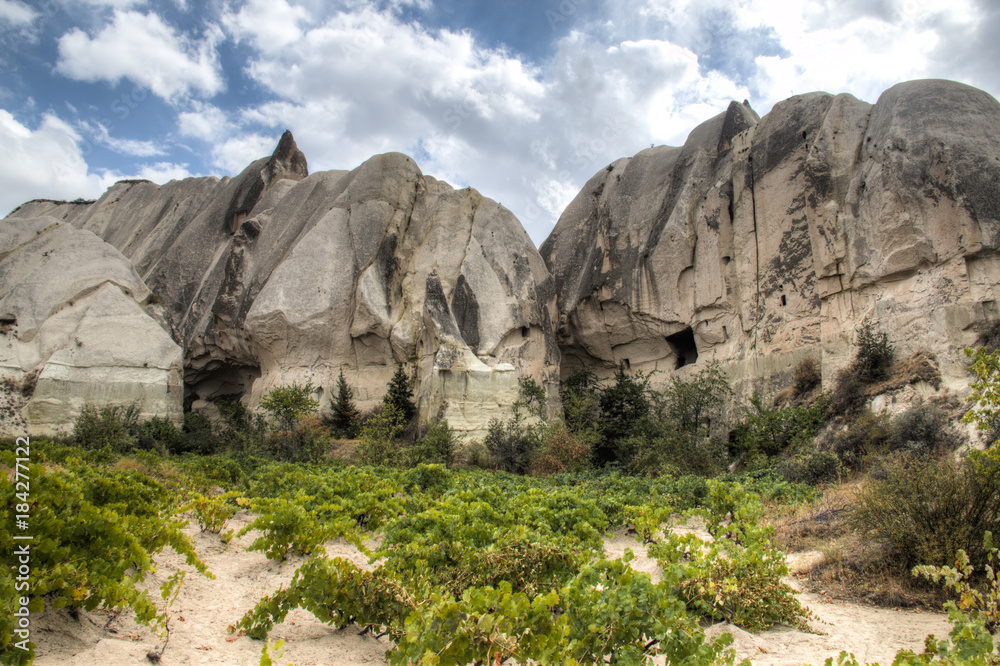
[542,80,1000,397]
[6,135,559,437]
[0,218,182,434]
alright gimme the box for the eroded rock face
[6,135,559,436]
[0,217,183,435]
[542,80,1000,395]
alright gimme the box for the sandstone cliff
[541,80,1000,395]
[5,132,559,436]
[4,79,998,437]
[0,216,183,435]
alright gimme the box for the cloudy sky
[1,0,997,246]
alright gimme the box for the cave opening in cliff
[666,327,698,370]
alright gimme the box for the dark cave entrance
[666,327,698,370]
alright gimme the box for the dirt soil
[31,515,951,666]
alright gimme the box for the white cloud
[212,133,279,174]
[0,0,36,26]
[79,120,167,157]
[77,0,147,7]
[177,102,231,142]
[223,0,310,52]
[216,3,750,243]
[25,0,998,248]
[124,161,193,183]
[0,111,108,215]
[55,10,224,101]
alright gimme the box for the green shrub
[829,409,892,470]
[73,403,140,453]
[483,413,539,474]
[259,382,319,432]
[889,403,962,456]
[531,425,596,476]
[829,368,867,416]
[854,320,895,383]
[268,415,331,464]
[963,346,1000,444]
[217,400,268,459]
[384,363,416,422]
[634,430,727,477]
[560,368,600,434]
[633,362,732,476]
[399,419,456,467]
[851,448,1000,570]
[657,361,732,441]
[649,481,810,632]
[596,363,652,464]
[731,396,829,459]
[357,402,404,466]
[327,369,360,438]
[518,377,547,419]
[179,411,220,455]
[776,450,841,485]
[793,357,822,396]
[134,415,182,454]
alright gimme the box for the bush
[963,346,1000,443]
[829,369,867,416]
[357,402,404,466]
[731,396,829,460]
[852,448,1000,571]
[634,429,727,477]
[267,415,331,464]
[657,361,732,440]
[560,369,600,434]
[134,415,182,454]
[793,358,822,396]
[596,363,651,464]
[399,420,456,467]
[179,411,220,455]
[828,409,892,471]
[259,383,319,432]
[518,377,547,419]
[531,426,595,476]
[217,400,268,459]
[483,413,538,474]
[327,369,360,438]
[384,363,416,423]
[73,403,140,453]
[775,450,840,485]
[888,403,962,456]
[632,362,733,476]
[854,320,895,383]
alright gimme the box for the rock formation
[3,79,999,437]
[541,80,1000,396]
[0,216,183,435]
[4,132,559,436]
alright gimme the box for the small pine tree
[385,363,416,422]
[328,369,360,438]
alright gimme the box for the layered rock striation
[4,132,559,436]
[541,80,1000,394]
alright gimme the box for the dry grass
[767,483,855,554]
[767,481,952,609]
[870,350,943,394]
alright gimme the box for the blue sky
[1,0,997,247]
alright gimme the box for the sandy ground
[30,515,951,666]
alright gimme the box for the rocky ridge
[2,79,999,436]
[4,132,559,436]
[541,79,1000,397]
